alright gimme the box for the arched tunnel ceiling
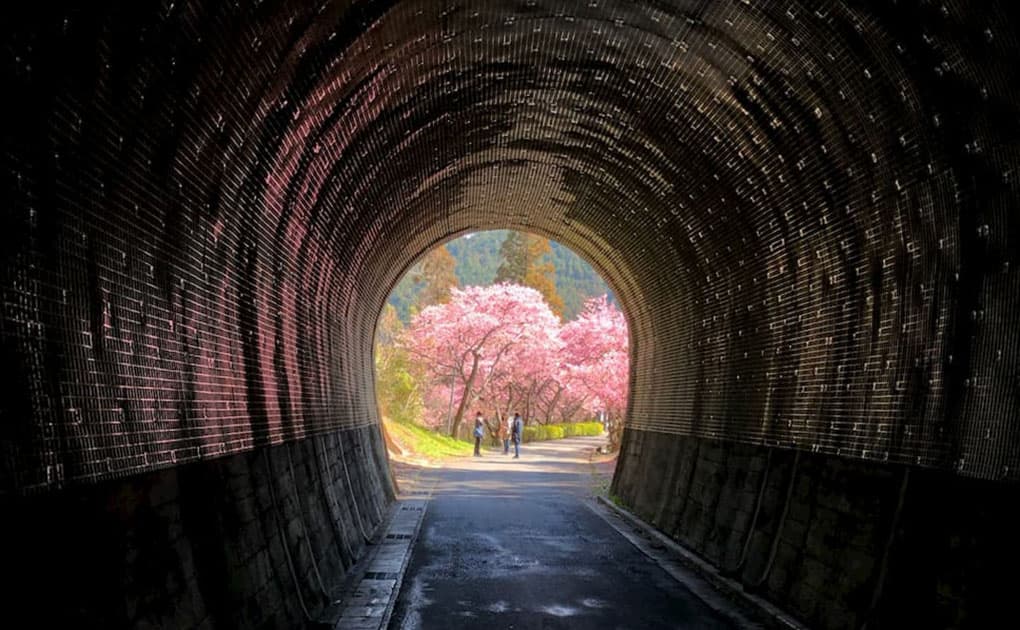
[1,0,1019,492]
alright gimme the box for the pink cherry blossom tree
[560,295,630,447]
[397,284,629,446]
[400,283,561,437]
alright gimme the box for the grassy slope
[384,419,473,460]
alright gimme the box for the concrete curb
[594,496,808,630]
[332,473,436,630]
[377,486,434,630]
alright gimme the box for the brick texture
[2,1,1018,494]
[1,2,1019,626]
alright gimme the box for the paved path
[388,437,746,629]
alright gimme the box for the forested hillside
[447,231,503,286]
[387,230,613,322]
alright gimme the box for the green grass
[384,420,474,460]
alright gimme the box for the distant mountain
[387,230,613,323]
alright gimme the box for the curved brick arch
[4,1,1017,493]
[2,2,1020,628]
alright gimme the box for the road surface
[388,436,746,629]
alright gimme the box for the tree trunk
[544,385,563,423]
[449,352,480,437]
[560,398,585,423]
[500,384,516,424]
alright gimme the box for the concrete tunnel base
[2,424,393,629]
[613,429,1020,630]
[3,423,1017,629]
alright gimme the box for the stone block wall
[613,428,1020,629]
[1,424,392,628]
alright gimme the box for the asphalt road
[388,436,743,630]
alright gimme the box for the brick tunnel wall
[2,1,1019,628]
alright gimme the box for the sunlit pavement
[387,437,749,629]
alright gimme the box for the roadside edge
[589,496,807,630]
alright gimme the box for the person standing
[511,412,523,459]
[473,411,484,457]
[499,415,511,455]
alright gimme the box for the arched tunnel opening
[373,229,627,445]
[2,1,1019,628]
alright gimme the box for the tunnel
[2,1,1019,628]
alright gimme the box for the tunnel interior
[2,1,1019,628]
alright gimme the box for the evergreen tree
[493,232,565,318]
[494,231,528,283]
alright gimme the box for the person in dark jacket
[473,412,484,457]
[511,412,523,458]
